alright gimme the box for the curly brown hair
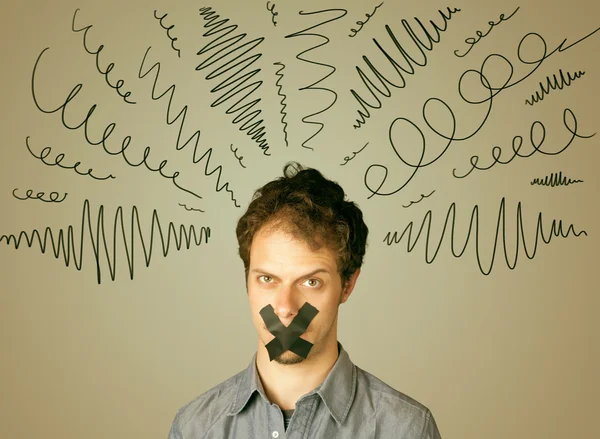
[236,163,368,286]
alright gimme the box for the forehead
[249,227,338,274]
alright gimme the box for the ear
[340,268,361,304]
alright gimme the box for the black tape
[259,302,319,361]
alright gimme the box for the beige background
[1,0,598,438]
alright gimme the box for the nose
[272,283,300,325]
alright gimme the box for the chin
[274,351,306,365]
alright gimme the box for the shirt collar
[227,343,357,425]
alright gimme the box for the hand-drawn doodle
[273,62,290,147]
[12,189,68,203]
[453,7,520,58]
[285,8,348,150]
[154,10,182,57]
[531,172,584,187]
[453,108,595,179]
[0,200,211,284]
[179,203,205,212]
[137,47,240,207]
[31,47,204,203]
[350,7,461,129]
[230,144,247,168]
[349,2,383,38]
[25,136,116,180]
[402,190,435,208]
[340,142,369,166]
[197,7,271,156]
[71,9,136,104]
[364,26,600,198]
[525,69,586,106]
[266,2,279,26]
[383,198,587,275]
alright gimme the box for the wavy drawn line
[154,10,182,57]
[12,188,68,203]
[350,7,461,129]
[138,48,240,207]
[71,9,136,104]
[402,190,435,208]
[197,7,271,156]
[230,144,247,168]
[453,108,595,179]
[349,2,384,38]
[25,136,116,181]
[273,61,290,147]
[340,142,369,166]
[383,198,587,275]
[0,200,210,284]
[531,172,584,187]
[179,203,205,212]
[285,8,348,150]
[525,69,586,106]
[266,2,279,26]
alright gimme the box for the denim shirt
[168,345,441,438]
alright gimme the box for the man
[168,163,442,438]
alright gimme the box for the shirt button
[272,432,279,438]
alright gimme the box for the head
[236,163,369,364]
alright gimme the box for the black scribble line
[453,108,595,179]
[0,200,211,284]
[525,69,586,106]
[266,2,279,26]
[154,10,182,58]
[12,188,68,203]
[349,2,384,38]
[273,62,290,147]
[402,190,435,208]
[197,7,271,156]
[383,198,587,275]
[230,144,247,168]
[71,9,136,104]
[350,7,461,129]
[531,172,584,187]
[340,142,369,165]
[25,136,116,181]
[285,8,348,150]
[138,47,240,207]
[179,203,205,212]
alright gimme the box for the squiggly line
[197,7,271,156]
[266,2,279,26]
[402,190,435,208]
[525,69,586,106]
[273,62,290,147]
[179,203,205,212]
[229,144,247,169]
[531,172,584,187]
[349,2,384,38]
[383,197,587,275]
[154,10,182,57]
[285,8,348,150]
[138,47,239,207]
[0,200,210,284]
[12,188,68,203]
[350,7,461,129]
[25,136,116,181]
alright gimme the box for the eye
[258,275,273,283]
[302,278,321,288]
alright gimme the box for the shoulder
[168,369,245,439]
[355,367,440,438]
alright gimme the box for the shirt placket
[267,403,286,439]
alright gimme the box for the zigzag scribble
[285,8,348,150]
[273,62,290,147]
[0,200,210,284]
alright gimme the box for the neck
[255,336,339,410]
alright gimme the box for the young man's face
[247,226,357,365]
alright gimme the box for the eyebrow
[250,268,331,282]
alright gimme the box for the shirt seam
[420,409,432,439]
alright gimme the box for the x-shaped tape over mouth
[259,302,319,361]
